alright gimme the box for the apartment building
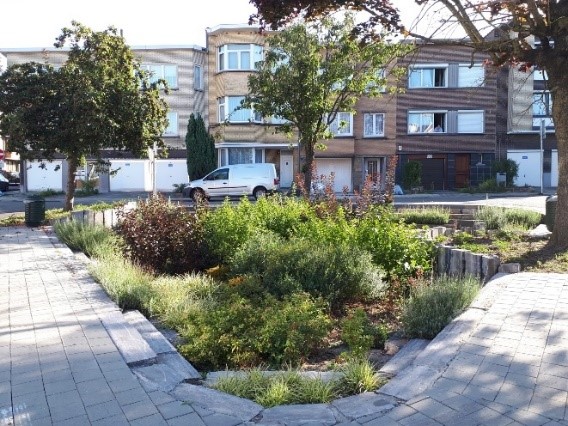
[394,42,498,190]
[205,24,399,192]
[0,45,206,192]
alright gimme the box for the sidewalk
[2,226,568,425]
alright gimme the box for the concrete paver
[3,224,568,425]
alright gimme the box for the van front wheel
[253,187,267,200]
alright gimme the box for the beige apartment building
[1,45,207,192]
[205,24,399,192]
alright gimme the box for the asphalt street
[0,186,555,219]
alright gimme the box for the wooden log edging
[435,244,500,283]
[49,201,137,229]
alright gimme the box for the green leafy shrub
[172,183,187,193]
[399,206,451,225]
[257,293,332,366]
[403,161,421,190]
[402,275,480,339]
[54,221,121,258]
[201,198,258,264]
[178,291,331,369]
[115,195,211,274]
[75,179,99,196]
[475,206,542,231]
[355,209,435,280]
[493,158,519,187]
[478,178,503,193]
[229,234,386,309]
[341,308,376,357]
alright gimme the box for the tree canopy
[0,21,168,210]
[243,15,407,191]
[250,0,568,248]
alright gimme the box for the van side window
[205,168,229,181]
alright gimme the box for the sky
[0,0,258,48]
[0,0,430,50]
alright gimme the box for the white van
[183,163,280,201]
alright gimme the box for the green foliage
[399,206,451,225]
[115,195,211,274]
[185,113,216,180]
[148,273,221,330]
[403,161,422,189]
[54,221,121,258]
[89,252,155,313]
[244,14,409,191]
[0,214,25,227]
[493,159,519,186]
[214,369,338,407]
[38,189,64,197]
[0,21,168,211]
[336,359,384,395]
[229,233,386,309]
[402,275,480,339]
[201,198,259,264]
[178,290,331,369]
[341,308,376,357]
[478,178,504,193]
[75,179,99,196]
[475,206,542,231]
[354,208,435,280]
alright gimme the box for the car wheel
[253,187,267,200]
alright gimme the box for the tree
[243,15,407,192]
[0,21,168,211]
[250,0,568,248]
[185,113,216,180]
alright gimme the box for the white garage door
[110,160,151,192]
[26,160,63,191]
[314,158,352,192]
[156,160,188,192]
[507,150,540,187]
[551,150,558,188]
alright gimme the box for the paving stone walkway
[2,225,568,425]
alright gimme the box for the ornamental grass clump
[402,275,480,339]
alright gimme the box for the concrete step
[123,310,177,355]
[379,339,430,376]
[99,311,157,366]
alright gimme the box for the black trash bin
[545,194,558,232]
[24,195,46,227]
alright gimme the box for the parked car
[183,163,280,201]
[0,174,9,192]
[0,170,20,184]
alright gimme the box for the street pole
[540,119,545,195]
[153,141,157,196]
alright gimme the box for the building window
[408,111,446,133]
[194,65,203,90]
[219,148,264,166]
[218,44,263,71]
[457,110,484,133]
[365,69,386,94]
[533,68,547,81]
[458,64,485,87]
[218,96,262,123]
[363,113,385,137]
[141,64,177,88]
[533,91,554,128]
[164,112,178,136]
[329,112,353,136]
[408,65,447,88]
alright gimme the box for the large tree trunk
[548,71,568,249]
[64,156,79,212]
